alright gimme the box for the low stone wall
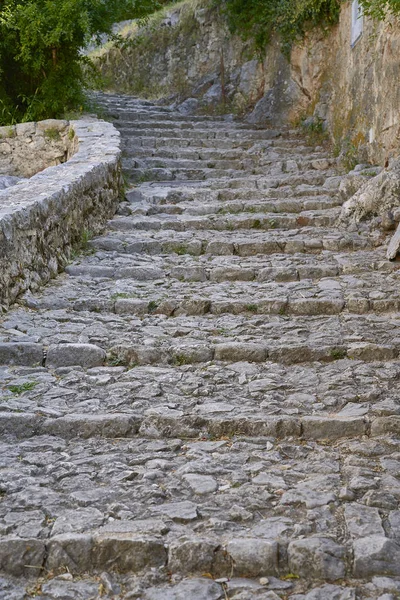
[0,119,122,310]
[0,119,77,178]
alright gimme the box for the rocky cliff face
[95,0,400,166]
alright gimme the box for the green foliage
[8,381,38,395]
[44,127,61,141]
[358,0,400,18]
[219,0,342,54]
[147,300,159,313]
[301,116,329,146]
[0,0,163,125]
[220,0,399,55]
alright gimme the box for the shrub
[0,0,164,125]
[219,0,342,54]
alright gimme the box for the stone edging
[0,118,122,310]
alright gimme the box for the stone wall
[0,119,77,178]
[289,4,400,166]
[95,0,400,165]
[0,119,121,310]
[94,1,261,116]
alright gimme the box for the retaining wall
[0,119,77,178]
[0,119,122,310]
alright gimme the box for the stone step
[208,171,337,189]
[123,156,256,171]
[90,228,371,256]
[118,125,282,139]
[1,574,393,600]
[112,109,229,121]
[126,166,246,183]
[64,248,396,283]
[5,307,400,367]
[123,144,331,162]
[133,186,340,206]
[137,196,342,216]
[34,270,400,317]
[1,433,399,591]
[123,145,255,160]
[114,118,274,131]
[108,209,340,233]
[124,136,320,151]
[123,157,336,178]
[132,135,257,149]
[2,353,400,424]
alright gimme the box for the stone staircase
[1,93,400,599]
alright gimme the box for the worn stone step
[115,117,274,130]
[28,284,400,319]
[131,135,258,149]
[64,249,397,284]
[125,166,246,183]
[53,273,400,317]
[123,136,319,152]
[90,228,371,256]
[1,432,400,591]
[5,308,400,368]
[113,110,229,122]
[141,197,342,216]
[118,125,281,139]
[123,156,256,171]
[108,209,340,232]
[124,145,255,160]
[123,144,331,162]
[1,573,394,600]
[133,186,340,207]
[2,352,400,423]
[123,158,336,179]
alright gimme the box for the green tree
[0,0,161,124]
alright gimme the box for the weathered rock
[183,474,218,494]
[0,538,45,577]
[46,344,106,368]
[226,538,278,577]
[0,343,43,366]
[288,538,346,581]
[344,504,384,538]
[301,585,356,600]
[46,534,93,574]
[353,536,400,578]
[92,534,167,572]
[144,578,223,600]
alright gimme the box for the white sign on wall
[351,0,364,46]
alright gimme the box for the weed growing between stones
[175,245,188,255]
[301,117,330,147]
[245,304,258,313]
[330,347,347,360]
[148,300,159,313]
[173,353,192,366]
[44,128,61,141]
[111,292,134,300]
[339,137,366,172]
[70,229,95,261]
[8,381,38,395]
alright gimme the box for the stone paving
[1,93,400,599]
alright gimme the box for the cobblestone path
[1,94,400,599]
